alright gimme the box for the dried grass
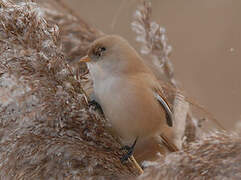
[0,0,240,179]
[131,1,174,86]
[136,131,241,180]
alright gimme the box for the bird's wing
[153,87,179,152]
[153,88,173,127]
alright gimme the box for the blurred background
[66,0,241,130]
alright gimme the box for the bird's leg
[120,137,139,163]
[89,99,103,112]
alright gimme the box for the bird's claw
[120,137,139,163]
[120,145,134,163]
[88,100,104,114]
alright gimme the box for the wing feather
[154,89,173,127]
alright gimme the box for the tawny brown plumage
[80,35,178,162]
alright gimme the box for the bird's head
[80,35,144,75]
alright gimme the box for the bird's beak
[79,55,91,63]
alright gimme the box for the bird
[80,35,178,162]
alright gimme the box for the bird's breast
[93,75,166,142]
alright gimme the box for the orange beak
[79,55,91,62]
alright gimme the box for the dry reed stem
[130,156,144,174]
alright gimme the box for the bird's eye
[94,46,106,58]
[100,47,106,52]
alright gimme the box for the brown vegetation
[135,131,241,180]
[0,0,240,179]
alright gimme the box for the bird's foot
[88,99,104,115]
[120,137,138,163]
[120,145,134,163]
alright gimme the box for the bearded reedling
[80,35,178,162]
